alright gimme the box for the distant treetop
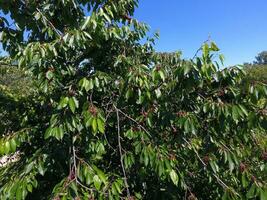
[255,51,267,65]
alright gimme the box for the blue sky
[135,0,267,66]
[1,1,267,66]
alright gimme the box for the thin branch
[117,108,151,137]
[192,38,210,60]
[183,138,206,167]
[213,173,229,189]
[72,146,77,178]
[114,105,131,198]
[36,8,62,37]
[183,138,239,196]
[184,188,188,200]
[69,146,72,178]
[76,179,93,192]
[104,132,116,152]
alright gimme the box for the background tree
[244,64,267,84]
[0,1,266,200]
[255,51,267,65]
[243,51,267,84]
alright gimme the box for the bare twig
[114,105,131,198]
[184,188,188,200]
[69,146,72,177]
[72,146,77,178]
[104,132,116,152]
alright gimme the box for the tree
[244,64,267,84]
[0,1,267,199]
[243,52,267,84]
[255,51,267,65]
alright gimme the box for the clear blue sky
[1,1,267,66]
[134,0,267,66]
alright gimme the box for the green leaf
[70,182,78,196]
[203,43,209,57]
[170,169,179,186]
[211,42,220,51]
[219,54,225,64]
[246,184,256,198]
[210,161,219,173]
[38,162,45,176]
[147,116,152,127]
[155,88,162,98]
[0,141,5,155]
[44,127,52,139]
[92,118,97,133]
[158,70,165,81]
[125,89,133,99]
[184,118,190,133]
[261,189,267,200]
[58,97,69,109]
[114,181,122,194]
[69,97,79,113]
[103,13,111,23]
[94,77,100,88]
[10,138,17,152]
[55,126,64,140]
[82,17,90,30]
[16,188,22,200]
[96,168,107,185]
[183,65,191,75]
[4,141,10,154]
[97,118,105,133]
[232,105,239,122]
[239,105,248,116]
[26,184,33,193]
[93,175,102,190]
[79,78,93,91]
[34,12,41,20]
[241,174,248,188]
[45,70,54,80]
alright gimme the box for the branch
[36,8,62,37]
[72,146,77,179]
[114,105,131,198]
[183,138,239,196]
[117,107,151,138]
[183,138,206,167]
[192,38,210,60]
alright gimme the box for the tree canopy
[0,1,267,199]
[244,64,267,84]
[255,51,267,65]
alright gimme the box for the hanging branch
[114,104,131,198]
[36,8,62,37]
[183,138,239,196]
[117,107,151,137]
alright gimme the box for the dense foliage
[255,51,267,65]
[0,57,34,137]
[0,1,267,199]
[244,64,267,84]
